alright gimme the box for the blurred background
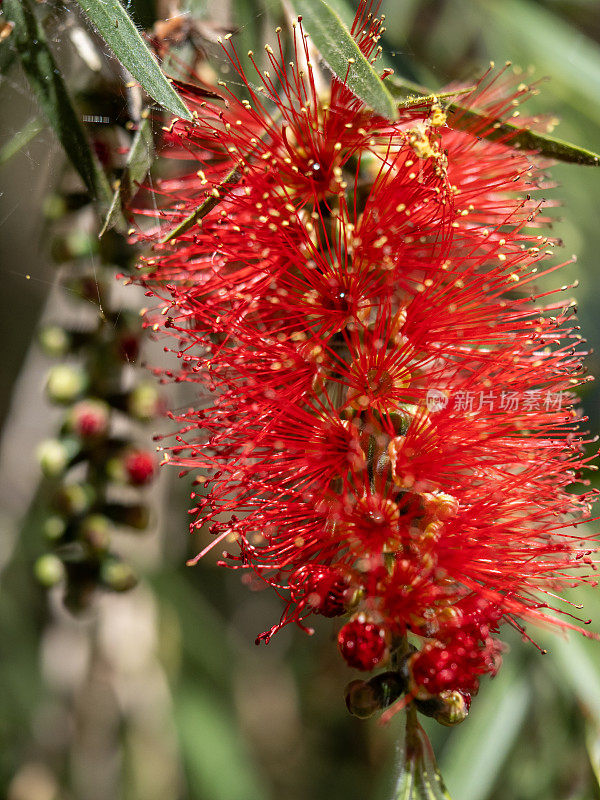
[1,0,600,798]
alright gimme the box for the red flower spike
[338,615,390,671]
[132,0,598,717]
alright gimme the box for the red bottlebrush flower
[134,1,598,716]
[124,450,157,485]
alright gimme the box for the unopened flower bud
[123,450,156,485]
[116,332,140,362]
[432,690,471,727]
[38,325,71,357]
[46,365,88,404]
[345,679,379,718]
[338,615,390,671]
[290,565,355,617]
[367,670,407,709]
[127,382,162,421]
[101,559,138,592]
[54,483,96,516]
[79,514,112,552]
[68,399,110,439]
[36,439,70,478]
[43,515,67,541]
[34,554,65,587]
[345,670,407,718]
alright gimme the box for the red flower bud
[69,399,110,439]
[338,616,390,671]
[124,450,156,486]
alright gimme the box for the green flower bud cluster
[34,181,160,611]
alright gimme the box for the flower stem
[392,705,453,800]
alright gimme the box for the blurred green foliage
[1,1,600,799]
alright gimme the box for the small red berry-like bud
[124,450,156,485]
[69,399,110,439]
[338,615,390,671]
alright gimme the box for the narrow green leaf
[161,164,241,243]
[0,117,43,166]
[2,0,113,207]
[548,634,600,719]
[291,0,398,120]
[393,707,452,800]
[446,105,600,166]
[585,720,600,790]
[100,114,155,236]
[72,0,192,121]
[175,685,267,800]
[478,0,600,127]
[312,0,395,72]
[440,665,530,800]
[388,76,600,166]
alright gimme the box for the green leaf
[586,719,600,790]
[100,114,155,236]
[440,665,530,800]
[446,105,600,166]
[311,0,395,72]
[548,634,600,719]
[0,117,43,166]
[291,0,398,120]
[393,707,452,800]
[388,76,600,166]
[546,634,600,792]
[174,685,267,800]
[161,164,241,243]
[72,0,192,121]
[2,0,113,207]
[477,0,600,128]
